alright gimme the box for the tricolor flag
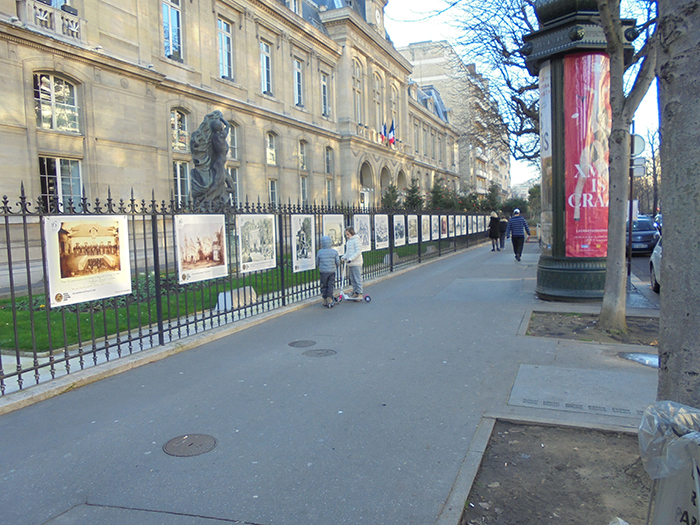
[388,120,395,145]
[380,123,387,143]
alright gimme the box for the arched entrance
[380,166,392,195]
[397,170,407,197]
[359,161,374,208]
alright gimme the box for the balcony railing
[18,0,85,43]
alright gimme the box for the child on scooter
[316,235,340,308]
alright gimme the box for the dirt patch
[527,312,659,347]
[461,422,652,525]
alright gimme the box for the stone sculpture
[189,110,233,209]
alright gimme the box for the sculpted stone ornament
[190,111,234,210]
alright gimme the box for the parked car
[627,215,660,254]
[650,238,662,293]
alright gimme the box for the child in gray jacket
[316,235,340,308]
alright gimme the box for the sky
[383,0,660,187]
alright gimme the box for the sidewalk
[0,242,658,525]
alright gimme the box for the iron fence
[0,187,489,395]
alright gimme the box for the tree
[486,182,501,211]
[404,179,424,210]
[381,184,401,210]
[655,0,700,405]
[528,184,541,220]
[427,179,447,209]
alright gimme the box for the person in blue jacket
[316,235,339,308]
[505,209,530,261]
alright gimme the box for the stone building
[0,0,459,209]
[397,41,511,198]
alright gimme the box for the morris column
[521,0,635,300]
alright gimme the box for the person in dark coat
[499,213,508,249]
[488,211,500,251]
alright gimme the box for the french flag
[380,123,387,143]
[388,120,395,145]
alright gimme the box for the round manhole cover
[302,349,337,358]
[289,340,316,348]
[163,434,217,457]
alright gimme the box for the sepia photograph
[323,214,345,257]
[44,215,132,307]
[237,214,277,273]
[407,215,418,245]
[375,214,389,250]
[422,215,431,243]
[353,214,372,252]
[175,214,228,284]
[440,216,448,239]
[394,215,406,247]
[291,215,316,273]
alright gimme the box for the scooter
[336,260,371,303]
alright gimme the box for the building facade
[397,41,511,198]
[0,0,459,209]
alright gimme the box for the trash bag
[639,401,700,525]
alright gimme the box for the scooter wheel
[364,295,371,303]
[336,295,343,302]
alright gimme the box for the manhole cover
[163,434,217,457]
[289,340,317,348]
[619,352,659,368]
[302,349,337,357]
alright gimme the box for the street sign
[632,156,646,177]
[631,134,645,156]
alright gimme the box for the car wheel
[650,262,660,293]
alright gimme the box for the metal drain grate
[288,340,316,348]
[163,434,217,457]
[302,349,337,357]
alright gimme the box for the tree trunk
[656,0,700,406]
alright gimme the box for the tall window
[298,141,307,171]
[218,18,233,80]
[431,130,436,159]
[266,132,277,165]
[294,58,304,106]
[321,72,330,117]
[325,147,334,174]
[39,157,82,210]
[352,60,363,125]
[423,127,429,156]
[228,124,238,159]
[163,0,182,60]
[390,85,398,130]
[300,176,308,205]
[34,74,79,133]
[414,122,420,154]
[171,110,189,151]
[173,161,189,205]
[373,73,383,130]
[438,134,443,163]
[227,166,239,206]
[290,0,301,14]
[326,179,333,207]
[260,41,272,95]
[268,179,278,205]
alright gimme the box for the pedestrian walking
[505,208,530,261]
[499,213,508,249]
[341,227,363,298]
[488,211,500,251]
[316,235,340,308]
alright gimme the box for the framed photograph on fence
[43,215,132,308]
[421,215,431,242]
[431,215,439,240]
[291,215,315,273]
[175,214,228,284]
[353,214,372,252]
[440,216,448,239]
[461,215,467,236]
[323,214,345,256]
[407,215,418,245]
[374,214,389,250]
[394,215,406,247]
[449,216,455,237]
[237,214,276,274]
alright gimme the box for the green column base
[536,255,606,301]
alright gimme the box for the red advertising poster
[564,52,611,258]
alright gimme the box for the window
[227,166,239,206]
[326,179,333,207]
[414,122,419,154]
[39,156,82,211]
[218,18,233,80]
[34,74,79,133]
[290,0,301,14]
[423,127,429,156]
[373,73,383,131]
[352,60,363,125]
[438,134,443,163]
[390,85,398,130]
[294,58,304,106]
[163,0,182,61]
[171,110,189,151]
[228,124,238,159]
[266,132,277,165]
[298,141,308,171]
[321,73,330,117]
[300,176,308,205]
[268,179,278,205]
[260,41,272,95]
[173,161,189,205]
[431,130,436,159]
[325,147,334,174]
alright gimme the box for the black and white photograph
[407,215,418,245]
[353,214,372,252]
[448,216,455,237]
[431,215,439,240]
[176,214,228,284]
[422,215,431,243]
[44,215,132,307]
[461,215,467,236]
[393,215,406,247]
[291,215,315,273]
[237,214,276,273]
[322,214,345,256]
[375,214,389,249]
